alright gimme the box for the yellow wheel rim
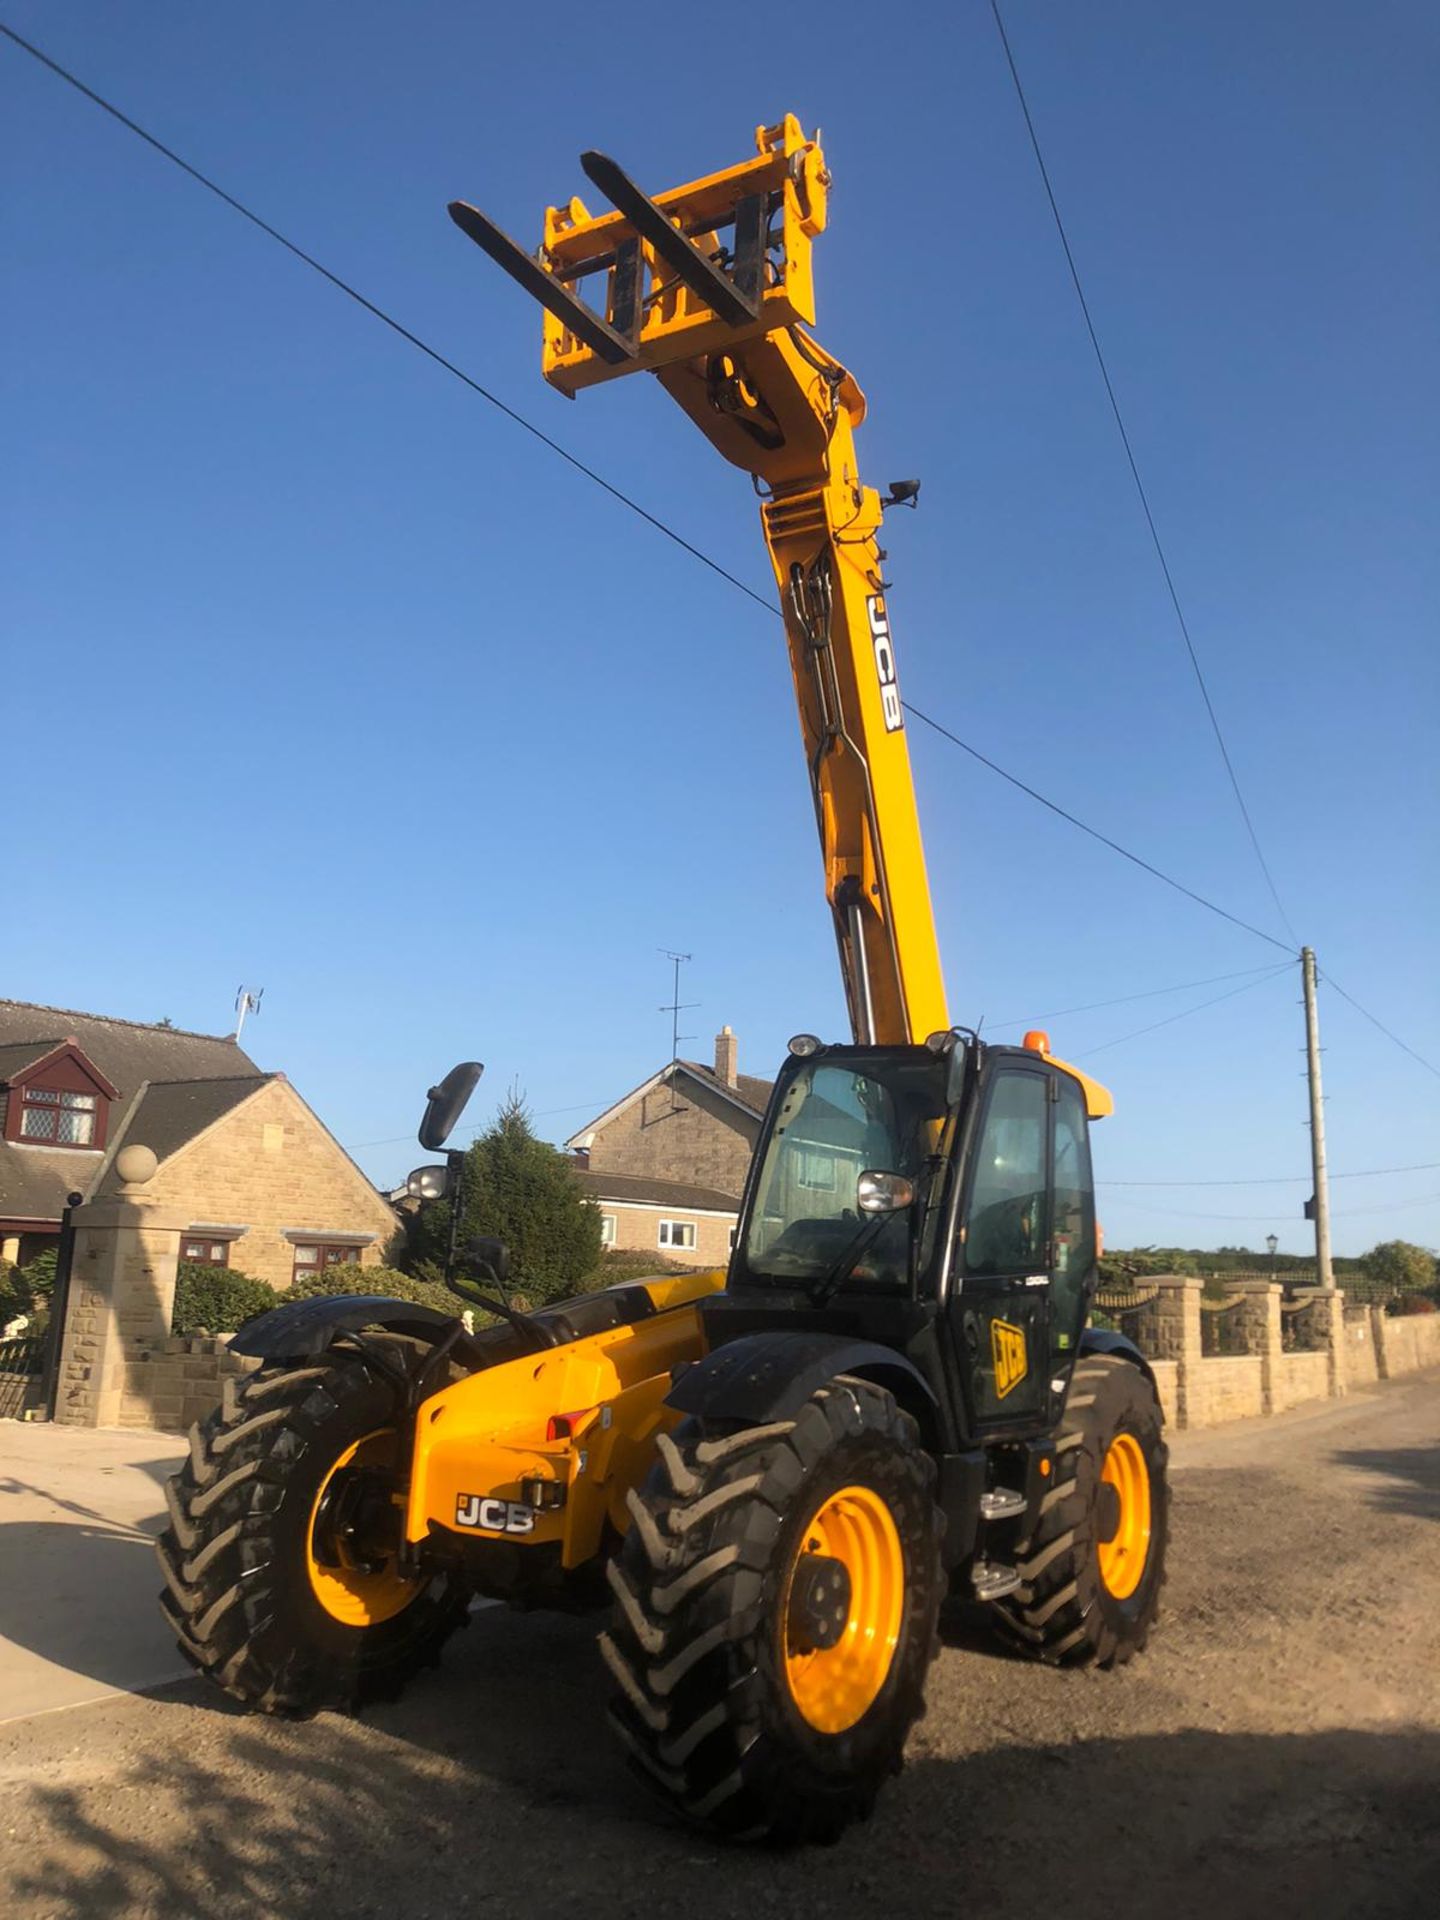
[306,1429,421,1627]
[1096,1432,1152,1601]
[781,1484,905,1735]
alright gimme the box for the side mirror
[419,1061,483,1151]
[460,1235,511,1289]
[857,1170,916,1215]
[404,1163,453,1202]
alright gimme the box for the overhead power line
[988,963,1290,1030]
[1123,1190,1440,1224]
[988,1,1300,950]
[1074,963,1292,1059]
[347,1097,608,1151]
[905,708,1293,954]
[0,23,772,617]
[1101,1160,1440,1189]
[1319,969,1440,1084]
[0,23,1295,963]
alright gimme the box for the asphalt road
[2,1372,1436,1920]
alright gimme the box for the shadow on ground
[6,1598,1437,1920]
[1332,1444,1440,1521]
[0,1518,190,1699]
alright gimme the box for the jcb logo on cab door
[454,1494,535,1535]
[991,1318,1028,1399]
[867,596,904,733]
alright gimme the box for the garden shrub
[172,1262,279,1336]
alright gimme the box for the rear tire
[156,1344,470,1716]
[995,1353,1168,1666]
[601,1377,943,1844]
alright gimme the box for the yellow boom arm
[451,116,947,1046]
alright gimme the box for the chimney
[714,1025,738,1088]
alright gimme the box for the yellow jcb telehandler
[159,117,1168,1844]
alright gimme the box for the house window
[182,1238,231,1267]
[599,1214,617,1247]
[19,1088,98,1146]
[658,1219,696,1250]
[292,1242,362,1285]
[797,1149,837,1191]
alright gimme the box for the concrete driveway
[0,1422,187,1723]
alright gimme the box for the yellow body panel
[405,1270,724,1566]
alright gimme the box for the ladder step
[971,1560,1023,1603]
[978,1488,1027,1522]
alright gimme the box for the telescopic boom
[451,115,947,1046]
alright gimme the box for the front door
[949,1064,1052,1429]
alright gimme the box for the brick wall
[116,1078,400,1291]
[586,1075,758,1194]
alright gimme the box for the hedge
[172,1262,279,1336]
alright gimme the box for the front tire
[602,1377,943,1844]
[996,1353,1168,1666]
[156,1345,470,1716]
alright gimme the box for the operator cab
[722,1031,1111,1446]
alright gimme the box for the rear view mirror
[405,1164,453,1202]
[419,1061,483,1151]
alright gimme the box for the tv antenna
[234,986,264,1044]
[658,949,698,1110]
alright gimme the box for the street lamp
[1266,1233,1278,1276]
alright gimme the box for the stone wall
[1149,1358,1180,1429]
[586,1074,758,1194]
[1111,1277,1438,1432]
[602,1200,734,1268]
[1342,1310,1380,1386]
[120,1334,259,1432]
[1374,1311,1440,1379]
[1187,1355,1266,1426]
[1273,1350,1331,1414]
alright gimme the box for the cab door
[948,1063,1052,1429]
[1048,1072,1099,1365]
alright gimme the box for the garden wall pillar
[1145,1276,1202,1428]
[54,1146,184,1429]
[1227,1279,1284,1413]
[1291,1286,1347,1397]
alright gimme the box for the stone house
[0,1000,398,1291]
[565,1027,773,1265]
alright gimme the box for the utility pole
[1301,948,1334,1290]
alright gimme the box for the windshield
[741,1055,951,1289]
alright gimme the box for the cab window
[964,1071,1048,1275]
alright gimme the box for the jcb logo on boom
[867,596,904,733]
[454,1494,536,1535]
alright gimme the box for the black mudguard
[1077,1324,1156,1387]
[667,1328,939,1434]
[230,1294,463,1360]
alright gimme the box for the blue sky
[4,2,1435,1257]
